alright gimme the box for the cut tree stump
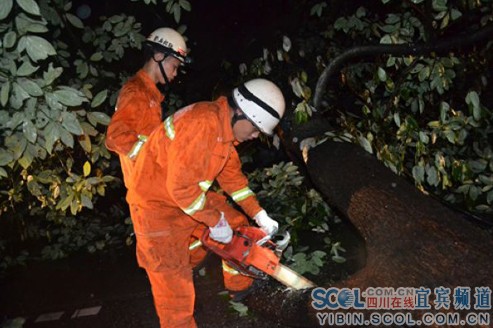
[246,141,492,328]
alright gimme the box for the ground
[0,217,365,328]
[0,244,289,328]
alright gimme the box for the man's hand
[253,210,278,235]
[209,212,233,243]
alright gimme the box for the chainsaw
[189,226,315,290]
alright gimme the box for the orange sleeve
[105,90,149,156]
[165,116,222,227]
[216,148,262,218]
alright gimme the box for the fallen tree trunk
[247,141,493,327]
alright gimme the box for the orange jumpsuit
[127,97,263,327]
[105,69,164,189]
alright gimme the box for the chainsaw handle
[273,230,290,252]
[256,227,278,246]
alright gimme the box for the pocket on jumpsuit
[136,231,189,272]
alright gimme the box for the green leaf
[468,159,487,173]
[450,8,462,20]
[0,167,7,178]
[15,13,48,34]
[70,198,78,215]
[0,0,13,20]
[91,89,108,108]
[90,52,103,62]
[380,35,392,44]
[357,136,373,154]
[61,111,84,135]
[332,255,346,263]
[179,0,191,11]
[54,89,86,106]
[412,165,425,184]
[393,112,401,127]
[1,81,11,107]
[12,81,30,103]
[43,64,63,86]
[80,122,98,136]
[65,13,83,29]
[377,67,387,82]
[426,165,439,186]
[3,31,16,48]
[173,3,181,23]
[465,91,480,108]
[18,149,33,169]
[432,0,448,11]
[22,120,37,143]
[57,193,74,211]
[419,131,429,144]
[16,0,41,16]
[60,126,74,148]
[469,185,481,201]
[466,91,481,121]
[8,135,27,159]
[487,191,493,204]
[0,149,14,166]
[18,78,43,96]
[78,134,92,153]
[87,111,111,126]
[17,61,39,76]
[81,194,93,209]
[43,122,61,154]
[24,35,57,62]
[229,301,248,317]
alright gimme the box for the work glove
[253,210,278,235]
[209,212,233,244]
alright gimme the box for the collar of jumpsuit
[136,69,165,104]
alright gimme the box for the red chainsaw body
[200,226,280,278]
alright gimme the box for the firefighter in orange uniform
[127,79,285,327]
[105,27,189,189]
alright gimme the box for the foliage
[130,0,191,23]
[0,0,187,268]
[239,0,493,216]
[0,317,25,328]
[248,162,343,275]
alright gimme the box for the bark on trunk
[247,141,492,327]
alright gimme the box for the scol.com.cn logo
[311,286,491,326]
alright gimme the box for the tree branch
[313,23,493,108]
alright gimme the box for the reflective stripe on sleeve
[164,116,175,140]
[198,180,212,192]
[231,187,255,202]
[127,134,148,159]
[183,192,206,215]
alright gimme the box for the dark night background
[73,0,303,102]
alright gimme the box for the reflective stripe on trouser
[222,260,253,292]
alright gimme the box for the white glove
[253,210,278,235]
[209,212,233,244]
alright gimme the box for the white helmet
[146,27,189,63]
[232,79,285,136]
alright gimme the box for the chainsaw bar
[271,263,316,290]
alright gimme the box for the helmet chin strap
[155,56,171,121]
[228,96,247,128]
[232,111,247,127]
